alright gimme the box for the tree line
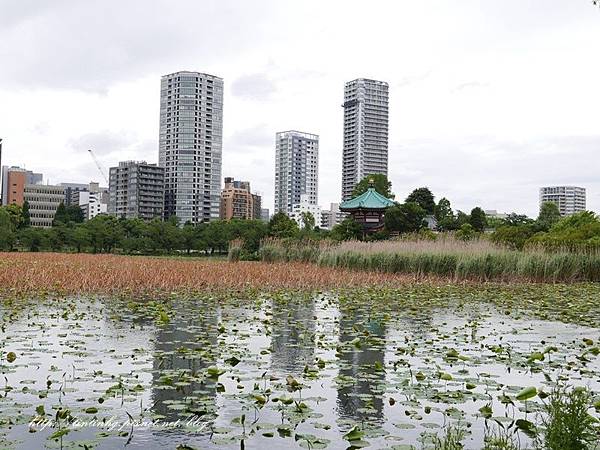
[1,175,597,255]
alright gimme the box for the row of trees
[2,174,597,254]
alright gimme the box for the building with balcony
[219,177,262,220]
[539,186,586,216]
[108,161,164,220]
[341,78,389,201]
[159,71,223,223]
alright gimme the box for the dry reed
[0,252,427,297]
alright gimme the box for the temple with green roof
[339,181,396,234]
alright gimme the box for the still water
[1,293,599,449]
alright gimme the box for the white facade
[77,191,108,220]
[289,194,321,229]
[274,130,319,214]
[539,186,586,216]
[341,78,389,201]
[159,71,223,224]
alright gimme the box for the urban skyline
[1,2,599,217]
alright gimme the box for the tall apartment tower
[540,186,586,216]
[159,71,223,224]
[108,161,165,220]
[274,131,319,214]
[341,78,389,201]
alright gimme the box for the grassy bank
[258,237,600,282]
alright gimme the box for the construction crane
[87,149,109,184]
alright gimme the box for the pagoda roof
[340,188,396,211]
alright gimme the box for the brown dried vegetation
[0,252,426,297]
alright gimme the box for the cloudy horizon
[1,0,599,217]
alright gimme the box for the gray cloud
[0,0,281,91]
[231,74,277,101]
[391,135,600,216]
[452,81,490,92]
[68,131,136,157]
[228,124,272,149]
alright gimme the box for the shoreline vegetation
[254,236,600,283]
[0,252,431,297]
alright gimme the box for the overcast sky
[1,0,599,216]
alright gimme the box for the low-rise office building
[24,184,66,227]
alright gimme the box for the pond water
[1,292,599,449]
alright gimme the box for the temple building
[339,183,395,235]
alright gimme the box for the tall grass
[536,386,600,450]
[259,236,600,282]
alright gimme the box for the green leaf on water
[343,425,365,442]
[516,386,537,401]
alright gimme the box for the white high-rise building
[289,194,322,229]
[341,78,389,201]
[274,130,319,214]
[540,186,586,216]
[159,71,223,224]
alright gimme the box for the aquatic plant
[535,386,600,450]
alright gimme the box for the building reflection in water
[336,303,386,423]
[269,296,316,373]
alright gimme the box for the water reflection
[336,302,386,422]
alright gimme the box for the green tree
[503,213,533,227]
[434,197,455,231]
[203,220,229,253]
[0,209,16,250]
[469,207,487,232]
[384,202,427,234]
[456,223,477,241]
[300,211,315,232]
[268,212,299,238]
[21,201,31,228]
[330,217,363,241]
[86,215,122,253]
[18,227,46,252]
[53,202,84,226]
[4,204,23,230]
[491,224,536,250]
[351,174,394,199]
[537,202,562,232]
[53,202,67,226]
[405,187,435,215]
[70,225,91,253]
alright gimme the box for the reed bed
[258,237,600,282]
[0,252,426,297]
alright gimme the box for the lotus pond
[1,285,600,449]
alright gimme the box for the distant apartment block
[540,186,586,216]
[539,186,586,216]
[159,71,224,224]
[24,184,66,228]
[108,161,164,220]
[484,210,508,220]
[1,166,43,205]
[289,194,321,229]
[274,130,319,215]
[260,208,270,222]
[219,177,262,220]
[320,202,344,230]
[341,78,389,201]
[61,182,108,206]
